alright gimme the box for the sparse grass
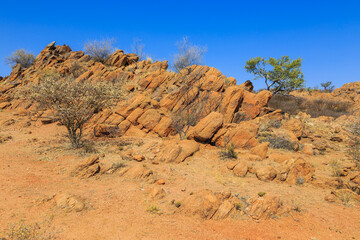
[268,94,351,118]
[219,143,238,160]
[338,191,353,206]
[83,141,97,153]
[112,162,125,171]
[4,221,58,240]
[329,160,341,177]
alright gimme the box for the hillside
[0,42,359,240]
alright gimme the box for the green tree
[245,56,304,93]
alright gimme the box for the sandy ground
[0,110,359,240]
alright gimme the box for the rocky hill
[0,42,359,239]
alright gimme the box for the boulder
[256,166,277,181]
[282,158,315,184]
[71,155,100,178]
[137,109,162,131]
[283,119,304,138]
[53,193,85,212]
[153,116,175,137]
[188,112,223,142]
[249,142,269,159]
[245,195,281,220]
[233,161,249,177]
[179,189,221,219]
[158,140,199,163]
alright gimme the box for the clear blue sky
[1,0,359,90]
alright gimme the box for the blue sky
[1,0,359,90]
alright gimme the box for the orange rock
[179,189,221,219]
[153,116,175,137]
[283,119,304,138]
[188,112,223,142]
[156,179,165,185]
[245,194,281,220]
[249,142,269,159]
[256,166,277,181]
[284,158,315,184]
[233,161,249,177]
[137,109,162,131]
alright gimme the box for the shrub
[5,221,58,240]
[27,71,123,148]
[5,49,35,69]
[347,120,360,168]
[268,94,351,118]
[219,142,238,160]
[259,134,295,151]
[173,36,207,72]
[329,159,341,177]
[174,201,182,208]
[320,81,335,93]
[131,38,147,61]
[258,192,266,197]
[296,177,305,185]
[84,38,115,63]
[146,205,160,214]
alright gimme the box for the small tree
[245,56,304,94]
[173,36,207,72]
[321,81,335,93]
[84,38,115,63]
[28,71,123,148]
[5,49,35,69]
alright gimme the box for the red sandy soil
[0,111,359,240]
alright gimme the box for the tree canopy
[245,56,304,93]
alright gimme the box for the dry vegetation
[268,94,351,118]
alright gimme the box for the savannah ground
[0,110,359,240]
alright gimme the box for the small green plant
[174,201,182,208]
[234,202,242,210]
[219,143,238,160]
[258,192,266,197]
[296,177,305,185]
[147,205,160,214]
